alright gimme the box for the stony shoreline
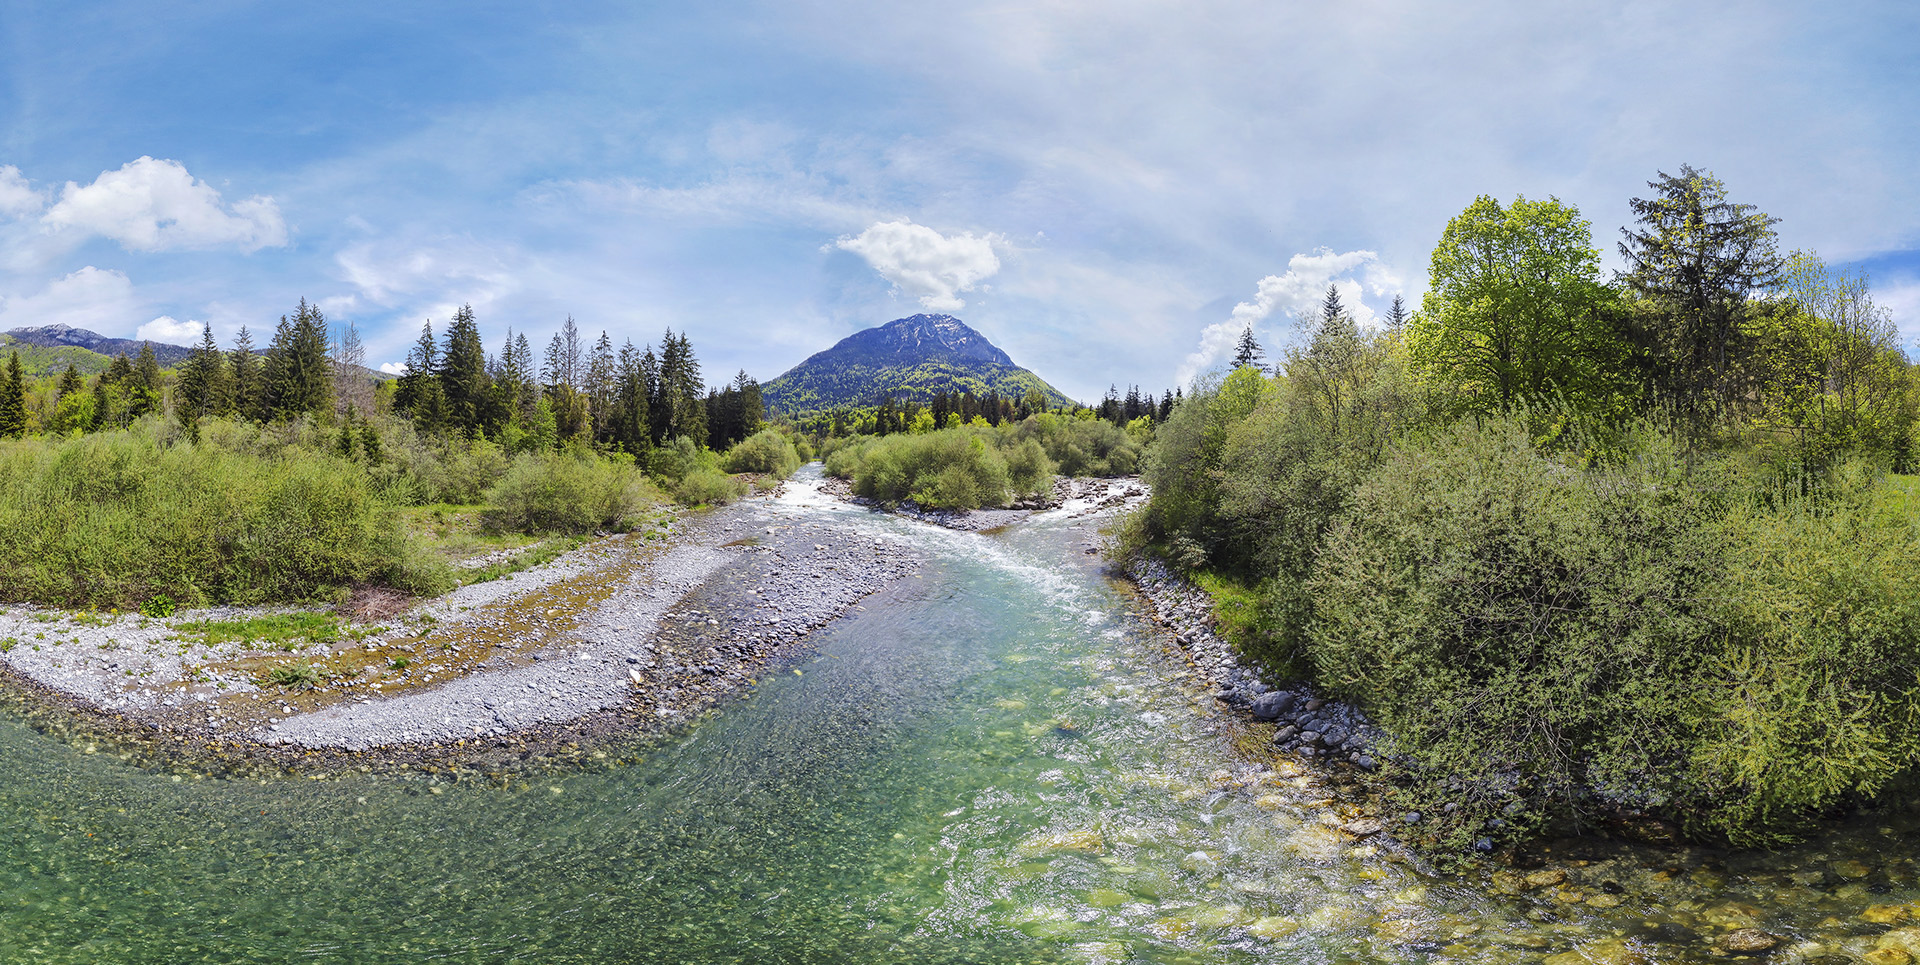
[0,479,922,774]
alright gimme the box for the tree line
[1,301,771,457]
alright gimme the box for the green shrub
[1691,463,1920,843]
[0,428,449,608]
[1305,419,1725,844]
[671,467,747,506]
[483,450,661,534]
[721,428,801,478]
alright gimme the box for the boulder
[1249,691,1296,720]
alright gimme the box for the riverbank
[0,478,922,773]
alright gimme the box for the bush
[1305,419,1723,844]
[721,428,801,478]
[1691,463,1920,842]
[483,450,661,534]
[671,467,747,506]
[0,427,449,607]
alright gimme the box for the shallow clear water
[0,469,1916,963]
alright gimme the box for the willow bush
[0,427,448,608]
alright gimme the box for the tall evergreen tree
[438,304,492,435]
[610,340,651,456]
[1231,326,1264,370]
[55,364,83,399]
[262,299,334,420]
[1618,164,1784,422]
[0,352,25,438]
[587,330,616,444]
[129,342,164,419]
[177,321,232,420]
[1385,294,1410,333]
[229,326,265,421]
[395,320,438,417]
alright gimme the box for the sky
[1,1,1917,402]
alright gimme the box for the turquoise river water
[0,471,1916,963]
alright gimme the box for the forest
[1124,166,1920,847]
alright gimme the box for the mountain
[761,314,1074,414]
[7,325,195,366]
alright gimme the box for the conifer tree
[55,364,82,399]
[395,320,438,417]
[1385,294,1410,334]
[1231,326,1264,370]
[0,352,25,438]
[262,299,333,421]
[229,326,264,420]
[587,331,616,445]
[129,342,164,419]
[177,322,231,420]
[438,304,491,436]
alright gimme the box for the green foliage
[0,424,450,608]
[1008,413,1142,477]
[1410,194,1630,419]
[647,435,747,506]
[720,428,801,478]
[182,612,342,649]
[262,661,325,691]
[1691,466,1920,843]
[1306,419,1724,843]
[764,360,1071,416]
[140,593,177,618]
[828,424,1057,510]
[483,450,664,534]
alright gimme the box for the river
[0,468,1913,963]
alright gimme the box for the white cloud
[41,157,287,253]
[832,220,1002,312]
[0,166,44,220]
[137,315,202,344]
[0,266,142,333]
[379,361,409,376]
[1179,248,1404,385]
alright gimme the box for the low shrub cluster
[826,426,1054,510]
[0,426,449,608]
[482,449,664,534]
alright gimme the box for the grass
[179,612,344,650]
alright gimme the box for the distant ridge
[7,325,194,366]
[761,314,1074,414]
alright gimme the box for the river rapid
[0,467,1916,963]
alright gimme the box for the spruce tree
[263,299,333,421]
[177,321,231,420]
[395,320,438,417]
[55,365,82,399]
[129,342,163,419]
[1231,326,1264,370]
[229,326,264,421]
[438,304,490,436]
[1385,293,1410,333]
[0,352,25,438]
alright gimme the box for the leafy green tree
[0,352,26,438]
[1409,194,1624,417]
[1618,165,1784,424]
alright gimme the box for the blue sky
[1,1,1917,401]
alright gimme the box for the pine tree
[0,352,25,438]
[1385,294,1410,334]
[395,320,438,418]
[55,364,82,399]
[129,342,163,419]
[262,299,334,421]
[177,321,231,420]
[438,304,491,436]
[1231,325,1264,370]
[230,327,265,421]
[611,340,651,456]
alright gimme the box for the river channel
[0,469,1914,963]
